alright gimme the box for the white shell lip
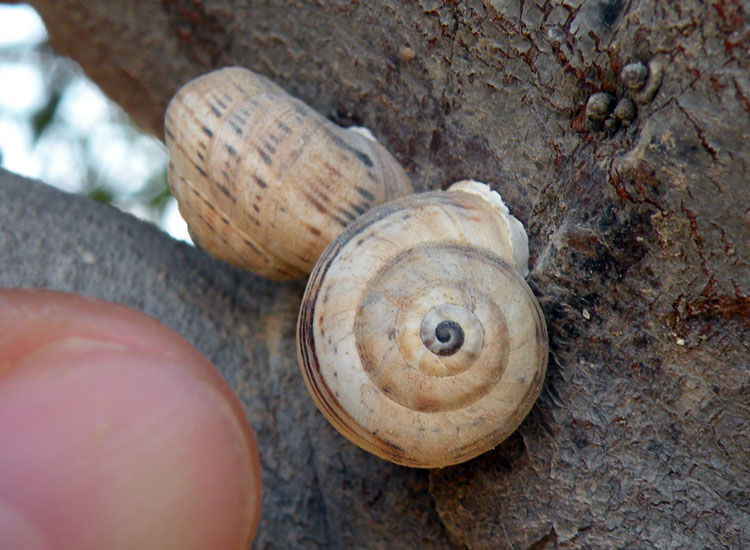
[346,125,377,141]
[447,180,530,278]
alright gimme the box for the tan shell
[164,67,413,280]
[297,182,548,468]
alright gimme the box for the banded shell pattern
[297,181,548,468]
[165,67,413,280]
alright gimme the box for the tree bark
[8,1,750,548]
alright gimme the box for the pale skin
[0,289,262,550]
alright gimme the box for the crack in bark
[674,99,719,159]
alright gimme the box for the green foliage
[30,89,61,141]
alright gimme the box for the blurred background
[0,3,190,242]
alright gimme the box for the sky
[0,3,191,242]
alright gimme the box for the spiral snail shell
[297,181,548,468]
[165,67,413,280]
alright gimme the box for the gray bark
[4,0,749,548]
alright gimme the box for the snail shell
[297,181,548,468]
[164,67,413,280]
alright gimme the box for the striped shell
[297,181,548,468]
[165,67,413,280]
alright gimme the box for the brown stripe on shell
[267,132,284,146]
[355,186,375,202]
[255,147,272,165]
[166,67,412,280]
[297,254,410,465]
[322,161,342,178]
[166,130,207,179]
[335,207,358,222]
[228,119,243,135]
[324,128,374,168]
[242,238,261,255]
[297,199,417,462]
[302,191,349,227]
[297,296,363,449]
[261,139,276,155]
[170,163,304,279]
[193,211,216,234]
[230,111,249,126]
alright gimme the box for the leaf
[30,90,61,142]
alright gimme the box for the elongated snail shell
[297,181,547,468]
[165,67,413,280]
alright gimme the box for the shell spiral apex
[164,67,413,280]
[297,184,547,468]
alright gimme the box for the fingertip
[0,500,48,550]
[0,289,262,549]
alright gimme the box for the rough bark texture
[4,0,750,548]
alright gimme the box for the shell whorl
[297,189,548,468]
[164,67,413,280]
